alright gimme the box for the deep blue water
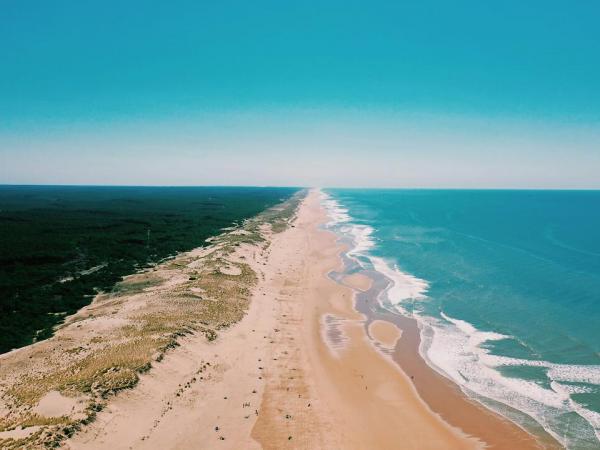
[325,189,600,449]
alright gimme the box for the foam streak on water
[320,191,600,449]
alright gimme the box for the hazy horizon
[3,185,600,191]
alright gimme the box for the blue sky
[1,0,599,187]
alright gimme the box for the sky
[1,0,599,188]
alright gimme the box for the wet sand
[368,320,402,348]
[342,273,373,291]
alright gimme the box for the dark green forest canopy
[0,185,299,354]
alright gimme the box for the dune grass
[0,190,306,448]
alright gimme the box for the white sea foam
[321,191,428,304]
[320,191,351,226]
[419,299,600,447]
[320,191,600,448]
[370,256,429,312]
[344,224,375,258]
[420,307,600,446]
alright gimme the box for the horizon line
[1,184,600,192]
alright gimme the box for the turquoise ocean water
[323,189,600,449]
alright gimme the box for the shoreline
[1,188,563,448]
[252,189,478,448]
[66,189,480,448]
[322,191,562,449]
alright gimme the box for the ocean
[323,189,600,449]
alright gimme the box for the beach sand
[368,320,402,347]
[31,189,552,449]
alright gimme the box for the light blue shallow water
[325,189,600,449]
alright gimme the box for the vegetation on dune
[0,186,299,353]
[0,189,306,449]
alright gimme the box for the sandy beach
[1,189,556,449]
[64,189,471,449]
[70,189,555,449]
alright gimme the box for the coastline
[68,189,478,448]
[322,190,562,449]
[1,188,560,448]
[251,189,480,449]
